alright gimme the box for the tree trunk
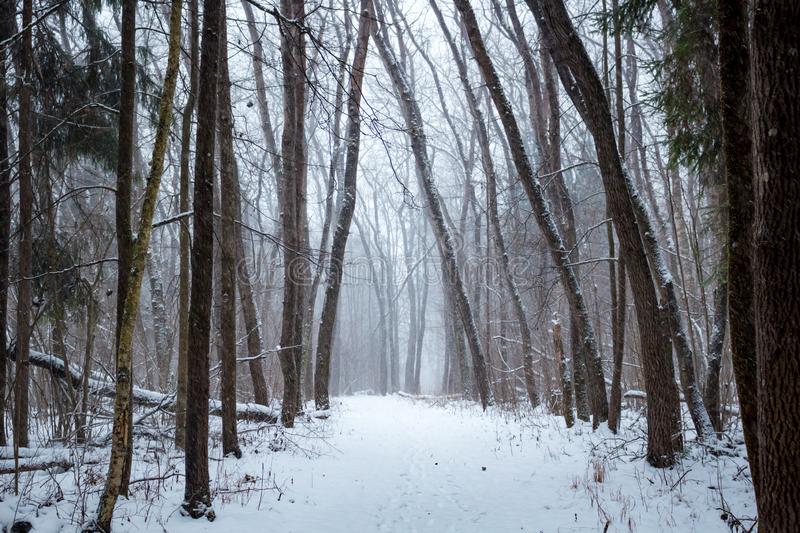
[146,254,170,391]
[372,6,493,409]
[234,192,270,406]
[401,213,418,392]
[302,38,350,400]
[6,346,280,423]
[716,0,760,499]
[92,0,183,527]
[175,0,199,451]
[607,259,627,433]
[313,0,372,411]
[750,2,800,528]
[526,0,683,464]
[183,0,221,519]
[413,258,428,394]
[113,0,137,493]
[0,0,12,448]
[14,0,35,452]
[552,319,574,428]
[217,6,241,459]
[703,281,727,432]
[277,0,308,427]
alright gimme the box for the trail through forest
[1,396,755,532]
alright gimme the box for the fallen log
[0,447,102,475]
[5,344,278,424]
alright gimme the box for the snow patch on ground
[0,396,756,532]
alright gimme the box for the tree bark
[313,0,372,411]
[750,2,800,529]
[0,0,12,448]
[552,318,574,428]
[276,0,308,427]
[183,0,221,519]
[217,5,242,458]
[14,0,34,453]
[146,254,170,391]
[175,0,199,451]
[716,0,760,499]
[703,281,727,432]
[113,0,136,490]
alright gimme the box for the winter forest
[0,0,797,530]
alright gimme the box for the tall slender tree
[716,0,759,497]
[14,0,35,452]
[276,0,308,427]
[314,0,373,411]
[0,0,13,448]
[175,0,200,450]
[217,2,242,458]
[183,0,222,518]
[525,0,686,463]
[372,1,493,409]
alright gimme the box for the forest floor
[1,395,756,532]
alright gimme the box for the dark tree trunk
[0,0,12,448]
[750,2,800,528]
[314,0,372,411]
[716,0,760,499]
[526,0,683,464]
[184,0,222,518]
[112,0,137,495]
[607,259,627,433]
[234,189,270,406]
[217,6,242,458]
[175,0,199,450]
[277,0,308,427]
[14,0,35,452]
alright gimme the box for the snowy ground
[1,395,756,532]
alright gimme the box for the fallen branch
[5,344,279,424]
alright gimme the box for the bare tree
[372,1,493,409]
[0,0,12,448]
[314,0,373,411]
[175,0,200,450]
[14,0,35,452]
[452,0,608,420]
[217,3,242,458]
[183,0,222,519]
[429,0,538,407]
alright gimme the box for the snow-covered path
[1,395,756,532]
